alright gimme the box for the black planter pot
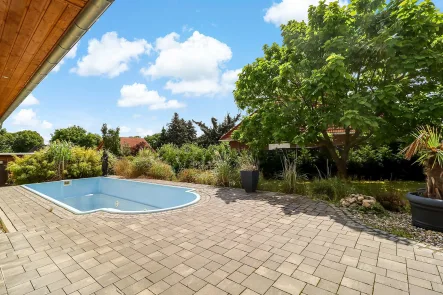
[407,192,443,232]
[240,170,259,193]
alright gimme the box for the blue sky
[3,0,443,142]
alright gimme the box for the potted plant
[403,126,443,232]
[239,152,259,193]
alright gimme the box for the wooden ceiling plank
[66,0,88,8]
[0,2,81,114]
[0,0,11,47]
[0,0,67,111]
[0,0,50,99]
[0,1,28,80]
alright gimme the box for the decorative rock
[362,199,376,208]
[341,194,378,209]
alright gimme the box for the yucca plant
[403,126,443,199]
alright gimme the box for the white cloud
[120,126,131,133]
[21,94,39,106]
[12,109,52,129]
[135,128,153,137]
[141,31,239,96]
[52,43,79,72]
[117,83,186,110]
[71,32,152,78]
[41,120,53,129]
[264,0,346,26]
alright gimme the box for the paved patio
[0,180,442,295]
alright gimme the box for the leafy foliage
[163,113,196,147]
[7,151,56,184]
[101,123,121,156]
[47,141,72,179]
[11,130,44,152]
[148,161,175,180]
[6,146,102,184]
[193,113,241,147]
[0,129,14,152]
[51,125,101,148]
[234,0,443,178]
[309,178,354,202]
[145,133,163,150]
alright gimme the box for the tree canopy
[51,125,101,148]
[163,113,197,147]
[193,113,241,147]
[234,0,443,177]
[101,124,121,156]
[11,130,44,152]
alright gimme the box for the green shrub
[178,168,200,183]
[149,161,175,180]
[65,147,101,179]
[131,149,157,176]
[7,145,102,184]
[158,143,238,171]
[374,190,409,212]
[195,170,217,185]
[309,177,353,202]
[7,151,56,185]
[114,158,136,178]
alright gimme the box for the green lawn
[258,178,424,197]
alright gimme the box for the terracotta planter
[407,192,443,232]
[240,170,259,193]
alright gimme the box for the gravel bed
[347,209,443,247]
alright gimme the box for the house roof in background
[219,122,353,142]
[120,137,149,148]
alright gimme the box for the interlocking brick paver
[242,273,273,294]
[272,275,306,295]
[1,181,443,295]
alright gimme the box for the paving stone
[373,283,409,295]
[217,278,246,295]
[313,265,344,284]
[272,275,306,295]
[242,273,274,294]
[3,182,443,295]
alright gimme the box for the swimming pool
[22,177,200,214]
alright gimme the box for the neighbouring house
[219,121,355,150]
[97,137,154,153]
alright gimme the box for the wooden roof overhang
[0,0,113,123]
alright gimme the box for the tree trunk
[321,130,350,179]
[426,158,443,199]
[336,158,348,179]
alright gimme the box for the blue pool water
[23,177,199,214]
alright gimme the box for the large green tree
[11,130,44,152]
[234,0,443,177]
[51,125,101,148]
[101,124,121,156]
[164,113,196,147]
[0,129,13,152]
[193,113,241,147]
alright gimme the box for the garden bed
[347,207,443,247]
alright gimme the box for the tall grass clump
[210,147,240,187]
[132,148,157,176]
[281,156,307,194]
[113,158,136,178]
[309,177,353,202]
[149,161,175,180]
